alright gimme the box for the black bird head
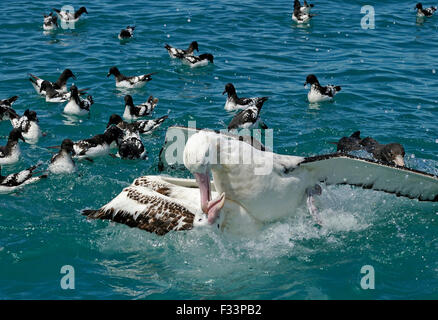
[107,114,123,128]
[381,143,405,167]
[415,3,423,10]
[304,74,319,86]
[124,95,134,106]
[9,128,25,142]
[199,53,214,63]
[62,69,76,80]
[190,41,199,52]
[78,7,88,14]
[60,139,75,154]
[69,84,79,94]
[223,83,236,96]
[107,66,120,77]
[23,109,38,122]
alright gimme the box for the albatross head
[183,131,225,224]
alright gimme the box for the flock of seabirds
[1,2,437,235]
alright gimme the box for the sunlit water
[0,0,437,299]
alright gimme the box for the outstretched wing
[82,180,196,235]
[300,153,438,202]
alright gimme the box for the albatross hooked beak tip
[207,192,226,225]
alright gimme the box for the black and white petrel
[164,41,199,59]
[107,66,156,89]
[227,100,268,130]
[0,96,19,121]
[10,109,42,144]
[49,139,76,174]
[0,128,25,165]
[222,83,268,112]
[304,74,341,103]
[415,3,437,17]
[71,126,124,159]
[292,0,315,23]
[63,84,94,116]
[53,6,88,23]
[29,69,76,94]
[181,53,214,68]
[0,163,47,192]
[123,95,158,120]
[107,114,168,135]
[43,12,58,31]
[118,26,135,40]
[117,136,148,160]
[294,0,314,14]
[39,80,89,103]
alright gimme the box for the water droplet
[187,18,191,23]
[167,34,170,38]
[433,69,436,74]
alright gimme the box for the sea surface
[0,0,437,299]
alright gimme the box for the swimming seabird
[227,100,268,130]
[117,136,148,160]
[332,131,406,167]
[294,0,314,14]
[123,95,158,120]
[415,3,437,17]
[107,66,155,88]
[292,2,315,23]
[181,53,214,68]
[118,26,135,40]
[48,139,76,174]
[9,109,42,144]
[71,126,124,159]
[29,69,76,94]
[331,131,363,152]
[0,96,19,121]
[304,74,341,103]
[107,114,168,135]
[222,83,268,112]
[164,41,199,59]
[39,80,89,103]
[53,6,88,23]
[0,95,19,108]
[0,163,47,193]
[43,12,58,30]
[63,84,94,116]
[0,128,25,165]
[0,106,17,122]
[360,137,406,167]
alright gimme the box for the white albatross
[83,128,438,236]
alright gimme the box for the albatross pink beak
[194,172,226,224]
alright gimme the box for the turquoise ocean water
[0,0,437,299]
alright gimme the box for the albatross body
[84,127,438,236]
